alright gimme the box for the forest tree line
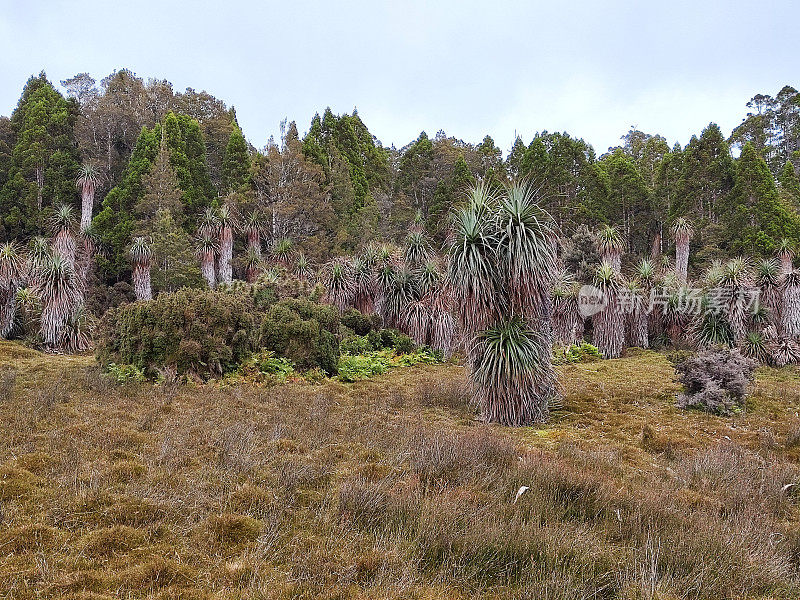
[1,70,799,303]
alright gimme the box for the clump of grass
[205,513,262,547]
[78,525,146,557]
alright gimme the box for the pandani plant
[293,252,313,282]
[403,231,431,267]
[242,246,263,283]
[690,295,734,348]
[321,258,354,313]
[50,203,77,268]
[472,317,555,426]
[0,242,24,338]
[596,225,624,273]
[76,163,101,233]
[240,209,265,258]
[129,237,153,301]
[781,269,800,339]
[754,258,781,328]
[448,182,558,425]
[591,261,624,358]
[351,256,376,314]
[624,277,649,349]
[551,269,581,346]
[33,251,79,349]
[718,257,753,345]
[670,217,693,284]
[777,238,794,277]
[271,237,294,268]
[195,233,218,290]
[217,204,234,286]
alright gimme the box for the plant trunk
[781,255,793,276]
[53,230,76,268]
[782,283,800,339]
[80,186,95,232]
[675,235,689,283]
[132,263,152,301]
[201,253,216,289]
[0,290,16,338]
[247,232,261,258]
[219,226,233,285]
[593,289,623,358]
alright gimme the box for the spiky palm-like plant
[781,270,800,339]
[777,238,795,276]
[198,206,220,238]
[242,246,263,283]
[403,231,431,267]
[635,258,659,343]
[33,252,79,348]
[76,164,101,233]
[741,331,769,364]
[429,288,455,359]
[754,258,781,327]
[670,217,693,284]
[624,278,649,349]
[129,237,153,301]
[551,270,581,346]
[28,237,51,274]
[351,256,376,314]
[447,184,499,337]
[271,238,294,268]
[494,183,558,319]
[409,209,425,235]
[718,257,753,344]
[322,259,354,313]
[240,209,265,258]
[50,203,77,267]
[403,297,431,345]
[691,298,734,348]
[769,336,800,367]
[0,242,24,338]
[385,263,419,330]
[294,253,313,282]
[472,317,554,425]
[592,262,624,358]
[195,234,218,290]
[449,182,559,423]
[61,304,94,353]
[660,285,692,347]
[14,287,40,340]
[417,258,442,298]
[217,205,234,286]
[596,225,624,273]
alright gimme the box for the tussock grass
[1,340,800,597]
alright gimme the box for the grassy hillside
[1,342,800,599]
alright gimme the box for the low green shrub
[258,298,340,375]
[337,353,391,382]
[552,342,603,365]
[104,363,147,384]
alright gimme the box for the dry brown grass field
[2,341,800,599]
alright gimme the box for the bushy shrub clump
[97,288,258,378]
[97,289,341,378]
[675,347,756,415]
[258,298,340,374]
[341,309,381,336]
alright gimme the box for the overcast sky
[0,0,796,155]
